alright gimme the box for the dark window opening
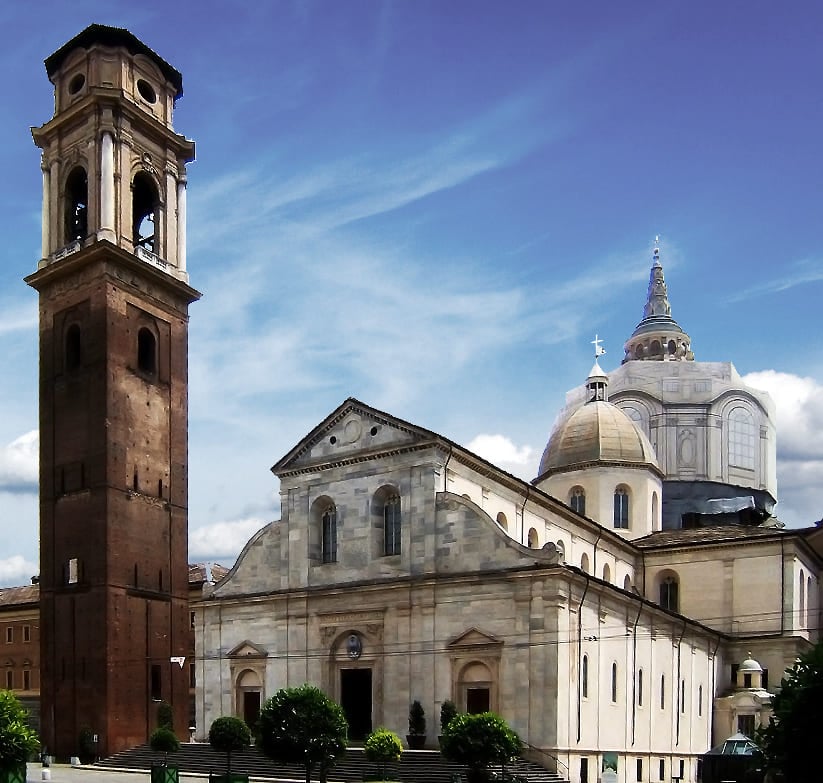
[570,487,586,516]
[659,759,665,780]
[5,670,12,690]
[580,758,588,783]
[23,670,30,690]
[65,167,88,244]
[611,662,618,702]
[132,173,158,252]
[636,759,643,782]
[581,654,588,698]
[158,569,163,591]
[158,479,163,498]
[614,487,629,528]
[638,669,644,705]
[659,576,679,612]
[321,506,337,564]
[151,664,162,701]
[743,673,752,688]
[137,328,157,375]
[133,469,139,491]
[65,324,82,371]
[189,663,195,688]
[383,494,401,556]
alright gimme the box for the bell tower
[25,25,199,756]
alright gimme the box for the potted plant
[0,690,38,783]
[440,711,521,783]
[439,700,458,746]
[149,727,180,783]
[364,727,402,781]
[208,716,251,783]
[406,700,426,750]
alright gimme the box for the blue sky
[0,1,821,586]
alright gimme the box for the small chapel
[194,246,822,783]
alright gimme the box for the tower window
[65,323,82,371]
[64,166,88,244]
[66,557,79,585]
[321,505,337,564]
[614,486,630,528]
[569,486,586,516]
[527,528,539,548]
[659,574,679,612]
[383,494,401,556]
[728,406,755,470]
[137,328,157,375]
[132,172,159,252]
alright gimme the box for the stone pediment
[447,628,504,651]
[227,640,267,659]
[272,398,440,476]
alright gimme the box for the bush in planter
[440,712,521,783]
[406,700,426,749]
[208,716,251,783]
[364,728,402,781]
[0,690,39,783]
[256,684,347,783]
[149,727,180,783]
[439,700,458,737]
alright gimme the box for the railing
[135,245,169,272]
[521,743,569,780]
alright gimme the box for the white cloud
[0,555,38,585]
[189,517,269,562]
[466,434,536,480]
[744,371,823,526]
[0,430,38,492]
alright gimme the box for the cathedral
[194,244,822,783]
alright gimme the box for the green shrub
[149,727,180,766]
[439,701,458,733]
[364,728,402,779]
[440,712,520,782]
[407,700,425,735]
[208,716,251,775]
[0,690,39,770]
[156,702,174,731]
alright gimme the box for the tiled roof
[0,585,39,607]
[634,524,788,549]
[188,563,230,585]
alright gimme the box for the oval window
[136,79,157,104]
[68,73,85,95]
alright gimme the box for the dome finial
[586,337,608,402]
[592,333,606,360]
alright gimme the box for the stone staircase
[95,744,567,783]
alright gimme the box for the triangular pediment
[272,398,441,476]
[227,640,267,658]
[447,627,504,650]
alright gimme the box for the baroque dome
[537,385,660,478]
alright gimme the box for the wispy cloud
[189,517,270,560]
[728,258,823,303]
[0,430,38,494]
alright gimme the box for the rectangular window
[4,627,11,644]
[660,674,665,710]
[23,670,30,690]
[189,662,196,689]
[151,664,162,701]
[679,760,685,779]
[659,758,665,780]
[738,714,756,736]
[5,670,12,689]
[190,611,195,630]
[23,625,30,643]
[681,680,686,713]
[580,758,589,783]
[67,557,79,584]
[636,759,643,782]
[321,507,337,563]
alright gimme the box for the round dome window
[136,79,157,104]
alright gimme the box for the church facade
[194,249,821,783]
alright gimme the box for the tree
[208,716,251,776]
[364,728,402,781]
[440,712,521,783]
[256,684,348,783]
[758,640,823,781]
[0,690,39,775]
[439,700,458,735]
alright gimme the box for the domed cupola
[622,238,694,363]
[535,339,663,538]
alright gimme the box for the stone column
[99,132,116,242]
[41,162,50,258]
[176,179,187,273]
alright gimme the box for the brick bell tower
[25,25,199,757]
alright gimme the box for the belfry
[25,25,199,756]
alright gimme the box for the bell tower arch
[25,25,200,757]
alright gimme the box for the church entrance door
[243,690,261,729]
[340,668,372,741]
[466,687,490,713]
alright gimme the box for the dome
[538,400,660,478]
[738,653,763,673]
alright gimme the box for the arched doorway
[236,669,262,729]
[458,661,493,713]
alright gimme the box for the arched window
[137,328,157,375]
[614,486,629,529]
[132,172,159,252]
[321,504,337,563]
[728,406,755,470]
[659,573,679,612]
[556,540,566,561]
[652,491,659,527]
[569,486,586,516]
[65,166,88,243]
[623,574,632,591]
[799,570,806,629]
[65,323,82,371]
[660,674,666,710]
[602,563,611,583]
[638,669,644,706]
[698,685,703,717]
[581,553,590,573]
[383,494,401,556]
[611,662,618,702]
[808,575,813,629]
[527,528,539,548]
[496,512,508,531]
[581,654,588,698]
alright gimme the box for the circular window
[136,79,157,104]
[68,73,85,95]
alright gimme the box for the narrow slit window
[322,505,337,564]
[383,494,401,556]
[65,166,88,243]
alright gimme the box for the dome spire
[622,236,694,363]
